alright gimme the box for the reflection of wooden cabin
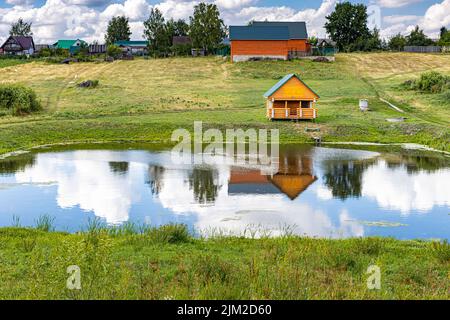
[264,74,320,121]
[228,152,317,200]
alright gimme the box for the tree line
[325,1,449,52]
[6,1,450,56]
[105,2,226,57]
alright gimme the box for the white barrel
[359,99,369,111]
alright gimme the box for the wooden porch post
[285,101,288,118]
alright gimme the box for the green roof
[263,74,320,98]
[230,26,289,41]
[252,22,308,39]
[114,40,148,47]
[53,39,87,49]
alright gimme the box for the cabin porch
[266,99,317,120]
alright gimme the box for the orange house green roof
[264,74,320,98]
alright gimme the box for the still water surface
[0,145,449,239]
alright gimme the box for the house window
[301,101,310,108]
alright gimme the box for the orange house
[229,22,311,62]
[264,74,320,120]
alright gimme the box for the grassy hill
[0,53,449,154]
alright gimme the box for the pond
[0,144,449,240]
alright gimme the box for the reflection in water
[147,165,165,195]
[322,161,372,200]
[0,154,36,174]
[228,148,317,200]
[189,168,221,204]
[362,160,450,213]
[109,162,129,175]
[0,146,449,239]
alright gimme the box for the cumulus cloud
[15,151,147,224]
[377,0,423,8]
[362,161,450,213]
[5,0,35,6]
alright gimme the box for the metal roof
[229,26,290,41]
[114,40,148,47]
[1,36,34,50]
[53,39,87,49]
[263,74,320,98]
[251,21,308,39]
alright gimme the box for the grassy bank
[0,53,449,155]
[0,224,448,300]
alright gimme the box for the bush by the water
[0,85,42,115]
[403,71,450,93]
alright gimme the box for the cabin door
[287,101,298,116]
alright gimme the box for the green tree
[106,44,122,59]
[438,28,450,46]
[189,2,226,53]
[105,16,131,45]
[406,26,434,46]
[440,27,448,38]
[388,33,407,51]
[143,8,170,57]
[9,18,33,36]
[308,36,318,46]
[166,18,190,48]
[324,2,370,51]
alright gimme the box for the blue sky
[0,0,449,43]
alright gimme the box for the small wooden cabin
[264,74,319,120]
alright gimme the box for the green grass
[0,54,448,155]
[0,225,448,300]
[0,59,29,69]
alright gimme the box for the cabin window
[301,101,311,108]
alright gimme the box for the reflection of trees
[323,161,372,200]
[386,155,449,174]
[0,155,36,174]
[189,168,220,204]
[108,162,129,175]
[147,166,165,195]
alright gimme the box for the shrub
[78,80,99,88]
[431,240,450,262]
[404,71,450,93]
[0,84,42,115]
[107,45,122,59]
[151,224,190,244]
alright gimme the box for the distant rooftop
[114,40,148,47]
[230,26,290,41]
[229,21,308,41]
[251,21,308,39]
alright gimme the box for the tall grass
[0,223,449,299]
[34,214,55,232]
[431,240,450,262]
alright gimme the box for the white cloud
[420,0,450,37]
[15,151,147,224]
[214,0,257,10]
[377,0,423,8]
[5,0,35,6]
[234,0,337,37]
[362,161,450,213]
